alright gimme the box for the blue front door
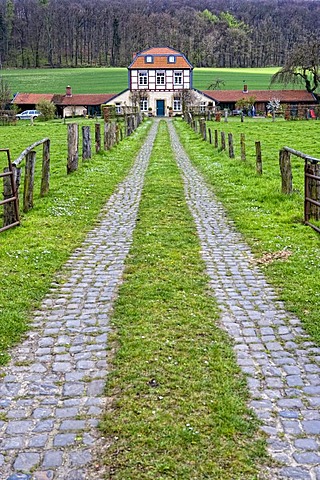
[156,100,165,116]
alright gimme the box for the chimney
[66,85,72,97]
[243,84,248,94]
[132,52,137,59]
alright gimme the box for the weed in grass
[174,118,320,345]
[101,121,267,479]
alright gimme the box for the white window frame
[168,55,176,63]
[145,55,153,63]
[139,71,148,85]
[173,97,182,111]
[156,71,165,85]
[174,71,183,85]
[115,103,121,114]
[200,102,206,113]
[140,98,148,111]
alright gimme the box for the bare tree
[271,40,320,102]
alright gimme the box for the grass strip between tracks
[101,120,266,479]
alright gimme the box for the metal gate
[0,148,20,233]
[305,158,320,234]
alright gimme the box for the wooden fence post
[240,133,246,161]
[104,122,110,149]
[279,148,293,194]
[95,123,101,153]
[208,128,212,144]
[116,123,120,144]
[67,123,78,174]
[82,126,91,160]
[221,131,226,151]
[255,141,262,175]
[40,139,50,197]
[23,151,36,212]
[228,133,235,158]
[214,129,218,148]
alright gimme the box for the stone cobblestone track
[168,120,320,480]
[0,121,159,480]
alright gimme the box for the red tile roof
[129,47,192,70]
[13,93,54,104]
[13,92,116,106]
[54,93,116,106]
[202,90,315,103]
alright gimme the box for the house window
[168,55,176,63]
[140,97,148,111]
[173,97,181,111]
[156,71,165,85]
[200,102,206,112]
[174,71,183,85]
[145,55,153,63]
[115,103,121,114]
[139,71,148,85]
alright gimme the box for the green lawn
[2,66,288,95]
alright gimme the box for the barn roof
[129,47,193,70]
[12,93,55,104]
[53,93,116,106]
[13,92,117,107]
[202,90,316,103]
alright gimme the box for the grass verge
[0,119,152,365]
[101,120,266,479]
[174,118,320,343]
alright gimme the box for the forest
[0,0,319,69]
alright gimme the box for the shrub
[36,99,56,121]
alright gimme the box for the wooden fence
[2,114,143,232]
[185,113,320,233]
[67,114,141,174]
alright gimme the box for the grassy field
[174,117,320,343]
[1,66,289,95]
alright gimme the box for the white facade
[107,47,215,116]
[130,69,191,91]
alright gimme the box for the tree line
[0,0,319,69]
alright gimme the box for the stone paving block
[27,434,48,448]
[294,438,319,450]
[6,420,33,435]
[279,467,311,479]
[69,449,92,466]
[42,450,63,468]
[302,420,320,434]
[13,452,40,471]
[53,433,76,447]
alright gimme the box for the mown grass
[0,118,152,365]
[174,117,320,343]
[101,120,266,479]
[2,67,285,94]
